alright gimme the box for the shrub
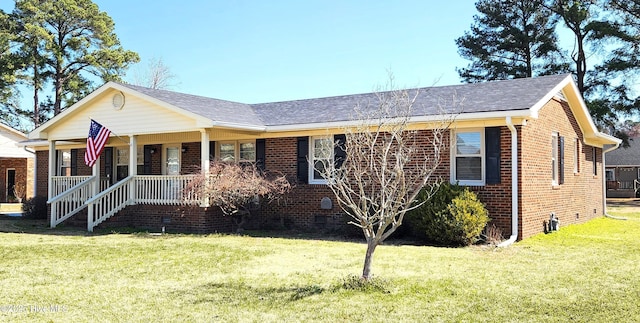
[405,183,489,246]
[405,182,465,240]
[22,196,48,219]
[444,190,490,245]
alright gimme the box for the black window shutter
[143,145,152,175]
[70,149,78,176]
[297,137,309,184]
[559,136,565,184]
[104,147,113,184]
[209,141,216,162]
[256,139,266,171]
[55,150,60,176]
[485,127,501,185]
[334,134,346,169]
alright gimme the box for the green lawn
[1,206,639,322]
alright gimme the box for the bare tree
[185,161,291,232]
[316,84,453,280]
[132,57,178,90]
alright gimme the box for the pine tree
[456,0,568,83]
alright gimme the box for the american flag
[84,119,111,167]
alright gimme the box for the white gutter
[498,117,519,247]
[602,143,627,220]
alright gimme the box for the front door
[6,169,15,201]
[164,146,180,175]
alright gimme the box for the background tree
[586,0,640,144]
[316,81,452,280]
[131,57,179,90]
[12,0,139,118]
[456,0,567,82]
[0,9,22,129]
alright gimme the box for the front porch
[43,130,216,232]
[49,174,202,231]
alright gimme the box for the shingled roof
[118,73,572,127]
[251,73,571,126]
[606,137,640,166]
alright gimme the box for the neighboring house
[25,73,620,241]
[0,123,35,203]
[605,137,640,198]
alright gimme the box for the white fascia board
[528,74,574,117]
[210,121,266,132]
[264,109,534,132]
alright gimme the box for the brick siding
[519,98,603,239]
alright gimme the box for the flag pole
[88,117,130,145]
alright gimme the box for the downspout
[602,143,627,220]
[498,117,519,247]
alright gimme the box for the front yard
[1,203,639,322]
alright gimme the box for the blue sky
[3,1,478,104]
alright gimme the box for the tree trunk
[32,61,39,127]
[361,239,378,280]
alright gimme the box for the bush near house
[406,183,489,246]
[22,196,48,219]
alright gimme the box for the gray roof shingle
[606,137,640,166]
[119,73,571,128]
[118,83,262,126]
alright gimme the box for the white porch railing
[51,176,92,197]
[85,175,201,232]
[51,176,111,197]
[49,176,96,228]
[86,177,133,232]
[134,175,200,205]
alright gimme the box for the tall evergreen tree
[545,0,601,95]
[13,0,139,117]
[0,10,23,130]
[589,0,640,121]
[456,0,567,83]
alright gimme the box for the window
[310,136,333,184]
[452,130,484,185]
[58,150,71,176]
[239,142,256,162]
[605,169,615,181]
[552,133,559,185]
[219,142,236,162]
[115,146,144,180]
[217,141,256,163]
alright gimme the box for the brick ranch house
[0,123,34,204]
[24,73,620,241]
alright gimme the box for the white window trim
[58,149,71,176]
[216,140,257,163]
[450,128,485,186]
[162,144,182,175]
[309,136,333,185]
[605,169,615,181]
[239,140,256,162]
[552,132,559,186]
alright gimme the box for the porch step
[0,203,23,214]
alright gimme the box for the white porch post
[200,130,210,207]
[129,135,137,203]
[200,130,210,173]
[92,155,100,196]
[48,140,56,228]
[48,140,56,200]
